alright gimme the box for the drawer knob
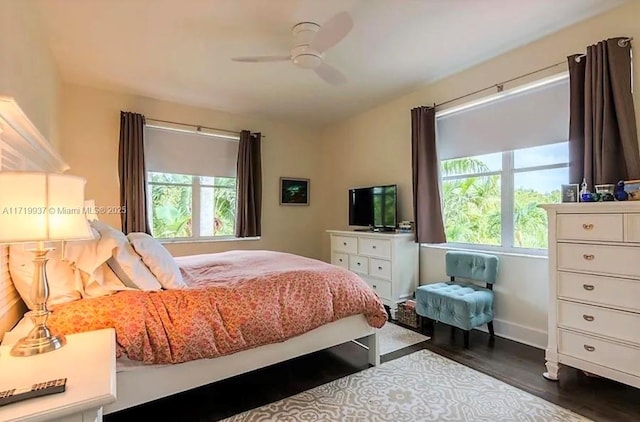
[583,314,595,322]
[343,242,347,246]
[372,285,377,289]
[583,345,595,352]
[582,223,594,230]
[339,259,343,262]
[583,284,595,291]
[357,262,361,266]
[372,245,377,249]
[583,254,595,261]
[378,266,383,270]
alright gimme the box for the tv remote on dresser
[0,378,66,406]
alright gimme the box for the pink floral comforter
[48,250,387,364]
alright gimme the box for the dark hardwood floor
[106,322,640,422]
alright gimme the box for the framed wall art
[280,177,309,206]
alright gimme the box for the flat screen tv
[348,185,397,231]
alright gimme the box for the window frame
[440,145,568,256]
[147,173,239,242]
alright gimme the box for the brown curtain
[235,130,262,237]
[118,111,151,234]
[568,37,640,187]
[411,106,446,244]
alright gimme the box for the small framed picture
[561,184,580,203]
[280,177,310,206]
[624,179,640,200]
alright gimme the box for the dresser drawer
[331,253,349,269]
[559,329,640,377]
[365,277,392,300]
[557,214,623,242]
[625,214,640,243]
[331,235,358,254]
[557,243,640,279]
[558,300,640,345]
[369,258,392,280]
[359,237,391,259]
[558,272,640,312]
[349,255,369,274]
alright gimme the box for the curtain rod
[146,117,265,138]
[434,36,633,110]
[574,37,633,62]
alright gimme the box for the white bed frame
[0,97,380,414]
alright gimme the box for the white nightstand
[0,328,116,422]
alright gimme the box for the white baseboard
[474,318,547,350]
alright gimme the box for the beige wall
[0,0,61,147]
[318,1,640,347]
[60,84,323,259]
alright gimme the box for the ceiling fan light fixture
[231,11,352,85]
[293,53,323,69]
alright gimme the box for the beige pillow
[90,221,162,291]
[127,232,187,289]
[9,245,81,309]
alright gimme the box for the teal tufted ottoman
[416,251,499,347]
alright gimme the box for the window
[148,172,236,239]
[442,143,568,251]
[437,74,570,252]
[144,125,239,240]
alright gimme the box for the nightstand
[0,328,116,422]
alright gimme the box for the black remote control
[0,378,66,406]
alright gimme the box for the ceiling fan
[231,11,353,86]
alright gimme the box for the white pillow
[127,233,187,289]
[62,229,135,298]
[9,245,81,309]
[79,263,136,298]
[62,228,116,276]
[90,221,162,291]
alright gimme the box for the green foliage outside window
[151,183,192,239]
[442,157,560,249]
[149,172,237,239]
[202,177,236,237]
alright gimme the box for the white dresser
[541,202,640,389]
[327,230,419,317]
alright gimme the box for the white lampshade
[0,172,93,243]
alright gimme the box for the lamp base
[10,310,66,357]
[10,333,66,357]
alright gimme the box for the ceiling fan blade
[313,62,347,86]
[310,11,353,53]
[232,55,291,63]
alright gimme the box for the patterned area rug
[378,322,429,355]
[223,350,591,421]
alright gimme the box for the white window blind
[436,75,569,160]
[144,126,239,177]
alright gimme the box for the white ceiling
[35,0,626,127]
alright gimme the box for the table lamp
[0,172,92,356]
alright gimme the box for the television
[348,185,398,231]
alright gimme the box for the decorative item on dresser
[541,202,640,389]
[327,230,418,319]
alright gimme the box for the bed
[0,97,385,415]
